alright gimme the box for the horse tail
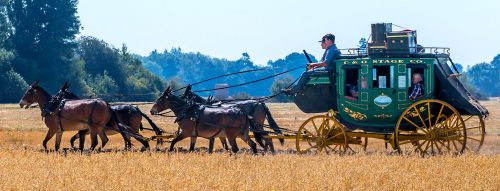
[107,105,150,147]
[248,117,266,148]
[261,102,284,145]
[137,108,164,136]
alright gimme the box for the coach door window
[344,68,360,100]
[372,65,394,88]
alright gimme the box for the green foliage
[463,62,500,97]
[8,0,81,92]
[139,50,312,97]
[86,71,119,101]
[270,75,294,102]
[0,69,28,102]
[77,36,165,101]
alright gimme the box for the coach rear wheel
[395,100,466,155]
[296,115,348,154]
[463,115,486,152]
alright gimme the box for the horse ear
[32,79,39,87]
[61,82,69,91]
[164,86,171,94]
[183,84,191,95]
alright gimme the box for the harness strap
[56,100,66,133]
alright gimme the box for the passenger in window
[409,73,424,100]
[349,85,359,98]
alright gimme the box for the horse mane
[64,90,80,100]
[34,85,51,103]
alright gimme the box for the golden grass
[0,102,500,190]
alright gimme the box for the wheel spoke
[451,140,459,151]
[434,104,445,126]
[301,127,315,137]
[462,115,473,122]
[434,141,442,153]
[437,140,451,151]
[466,126,482,130]
[311,120,318,134]
[427,102,432,129]
[347,146,355,153]
[326,145,335,151]
[326,132,344,141]
[467,137,481,142]
[413,106,429,129]
[403,116,428,133]
[399,140,412,145]
[415,140,427,153]
[441,125,465,133]
[423,140,431,152]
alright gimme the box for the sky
[78,0,500,68]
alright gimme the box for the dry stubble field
[1,102,500,190]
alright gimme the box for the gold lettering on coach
[373,59,404,64]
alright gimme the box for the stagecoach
[145,23,489,155]
[290,23,489,154]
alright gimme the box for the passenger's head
[319,33,335,49]
[349,85,359,98]
[412,73,423,84]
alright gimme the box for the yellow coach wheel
[395,99,466,155]
[463,115,486,152]
[296,114,348,154]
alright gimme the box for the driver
[283,33,340,95]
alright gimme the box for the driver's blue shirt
[289,44,340,93]
[322,44,341,71]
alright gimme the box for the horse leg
[42,127,58,151]
[189,136,197,152]
[219,137,229,151]
[133,135,150,150]
[266,138,276,154]
[89,129,99,151]
[70,132,79,149]
[55,132,63,152]
[78,130,87,151]
[169,133,188,152]
[227,137,239,154]
[208,137,215,154]
[97,127,109,151]
[118,132,131,150]
[239,132,258,154]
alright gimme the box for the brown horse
[181,85,284,153]
[19,80,146,151]
[23,81,158,150]
[150,87,258,154]
[44,82,163,149]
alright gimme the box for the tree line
[0,0,498,103]
[0,0,164,102]
[0,0,313,103]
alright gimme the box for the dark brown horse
[44,82,154,150]
[181,85,284,153]
[19,80,146,151]
[150,87,258,154]
[62,97,164,149]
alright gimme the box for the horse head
[150,86,173,115]
[181,84,210,104]
[19,80,41,109]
